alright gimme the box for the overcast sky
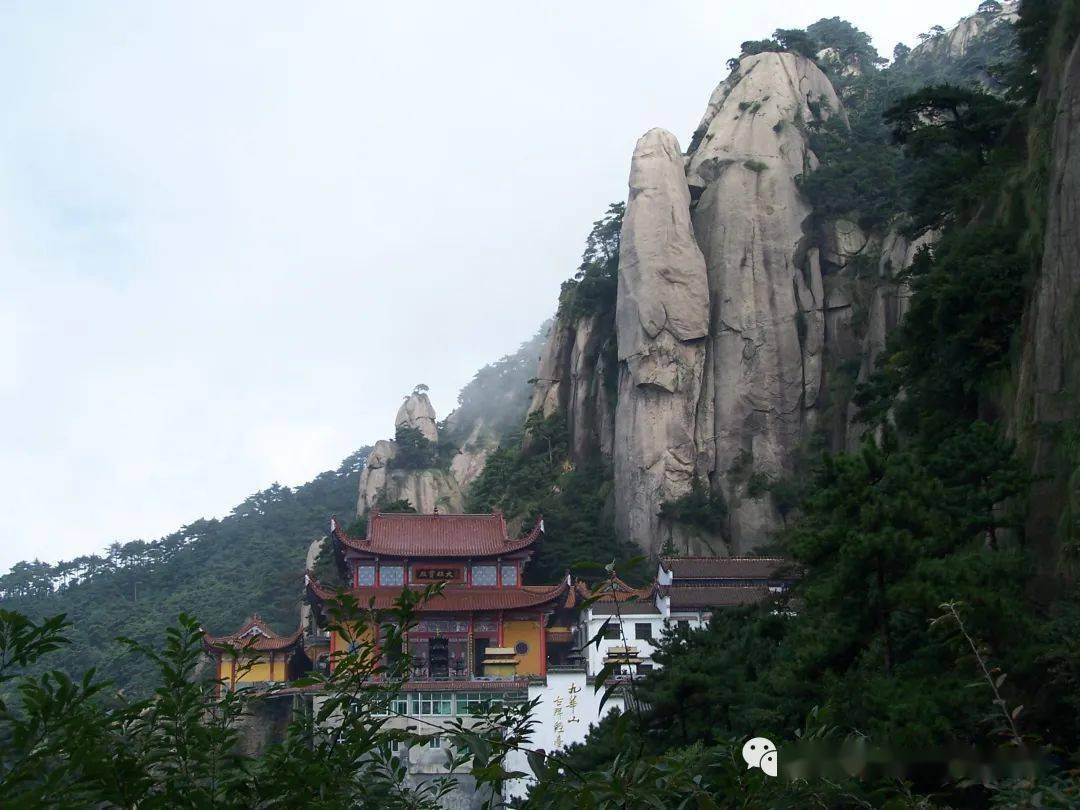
[0,0,980,572]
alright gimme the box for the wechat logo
[742,737,778,777]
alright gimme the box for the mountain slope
[1,451,367,695]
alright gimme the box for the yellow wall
[503,619,543,675]
[217,655,278,683]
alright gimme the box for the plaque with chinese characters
[412,566,463,582]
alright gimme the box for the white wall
[505,671,624,800]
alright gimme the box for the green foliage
[658,478,727,536]
[798,72,905,229]
[739,39,781,57]
[389,425,438,470]
[856,227,1027,431]
[773,28,819,59]
[806,17,881,66]
[558,203,624,322]
[466,415,644,585]
[885,84,1017,233]
[0,588,549,808]
[743,159,768,173]
[0,450,368,698]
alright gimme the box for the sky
[0,0,980,572]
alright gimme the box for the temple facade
[307,511,574,683]
[203,614,308,691]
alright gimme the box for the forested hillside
[0,450,368,695]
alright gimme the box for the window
[514,641,529,655]
[676,620,690,632]
[390,695,408,715]
[411,692,452,716]
[429,736,442,749]
[357,565,375,586]
[471,565,497,586]
[500,564,518,586]
[380,565,404,586]
[602,622,620,640]
[637,663,654,673]
[455,692,523,715]
[390,739,402,753]
[634,623,653,641]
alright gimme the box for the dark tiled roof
[660,556,796,581]
[331,512,543,558]
[204,615,303,652]
[307,576,569,613]
[591,601,661,616]
[662,585,774,609]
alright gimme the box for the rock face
[908,1,1018,63]
[686,52,844,549]
[844,228,937,451]
[614,128,709,553]
[528,51,864,554]
[1009,32,1080,562]
[526,313,615,462]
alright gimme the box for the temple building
[306,511,574,685]
[577,557,797,679]
[203,614,309,691]
[210,510,796,800]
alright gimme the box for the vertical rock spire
[614,128,709,553]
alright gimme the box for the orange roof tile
[204,615,303,653]
[331,512,543,559]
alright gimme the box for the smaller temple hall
[203,615,307,690]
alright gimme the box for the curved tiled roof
[660,556,796,580]
[331,512,543,558]
[564,576,652,608]
[203,615,303,652]
[660,585,773,609]
[306,575,569,613]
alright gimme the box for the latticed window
[380,565,404,586]
[500,564,518,586]
[411,692,452,716]
[472,565,497,586]
[357,565,375,586]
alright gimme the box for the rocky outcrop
[614,128,709,553]
[395,392,439,443]
[687,52,844,549]
[357,396,464,516]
